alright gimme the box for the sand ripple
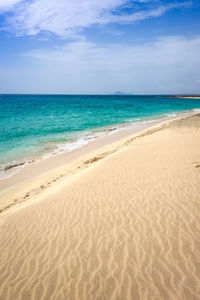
[0,115,200,299]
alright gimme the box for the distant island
[113,91,133,95]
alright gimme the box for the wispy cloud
[0,0,23,12]
[5,35,197,94]
[98,2,192,24]
[1,0,191,37]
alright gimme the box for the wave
[193,108,200,112]
[0,108,199,181]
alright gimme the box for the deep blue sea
[0,94,200,176]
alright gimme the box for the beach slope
[0,114,200,300]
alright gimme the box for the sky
[0,0,200,94]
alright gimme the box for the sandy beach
[177,96,200,99]
[0,113,200,300]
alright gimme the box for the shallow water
[0,94,200,175]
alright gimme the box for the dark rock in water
[107,127,117,131]
[5,162,25,171]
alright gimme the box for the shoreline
[167,95,200,99]
[0,111,199,217]
[0,108,198,183]
[0,111,200,299]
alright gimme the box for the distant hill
[113,91,133,95]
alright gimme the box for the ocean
[0,94,200,178]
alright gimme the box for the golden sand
[0,114,200,300]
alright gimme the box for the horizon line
[1,93,200,96]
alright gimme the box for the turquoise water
[0,94,200,174]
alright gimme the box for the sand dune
[0,114,200,300]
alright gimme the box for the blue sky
[0,0,200,94]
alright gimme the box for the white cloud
[2,0,191,37]
[0,0,23,12]
[1,35,199,94]
[100,2,191,24]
